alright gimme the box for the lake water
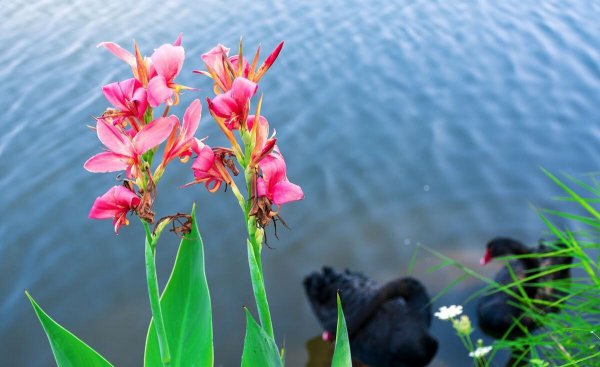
[1,0,599,366]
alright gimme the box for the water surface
[1,0,599,365]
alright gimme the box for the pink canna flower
[247,115,276,166]
[196,44,250,92]
[98,42,154,86]
[257,147,303,206]
[198,44,231,90]
[89,185,141,233]
[102,78,148,128]
[98,35,182,87]
[253,41,284,82]
[229,55,250,78]
[84,116,176,178]
[208,77,258,130]
[147,44,185,107]
[162,99,202,165]
[196,41,283,93]
[187,142,233,193]
[97,42,136,69]
[172,33,183,47]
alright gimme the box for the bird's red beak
[480,249,492,266]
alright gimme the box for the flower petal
[182,99,202,139]
[133,116,177,154]
[102,80,131,111]
[97,42,135,67]
[84,152,131,173]
[271,180,304,205]
[173,33,183,46]
[229,55,250,77]
[255,41,284,80]
[96,119,134,156]
[147,75,173,107]
[151,44,184,81]
[89,186,140,233]
[248,115,269,149]
[256,177,267,197]
[131,84,148,118]
[259,148,287,191]
[209,93,237,118]
[246,115,268,132]
[191,144,216,175]
[201,44,230,69]
[231,77,258,107]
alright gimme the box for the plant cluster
[27,34,352,367]
[427,171,600,366]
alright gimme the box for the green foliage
[331,294,352,367]
[241,309,283,367]
[145,209,214,367]
[26,292,113,367]
[421,170,600,366]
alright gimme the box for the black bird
[304,267,438,367]
[477,237,572,366]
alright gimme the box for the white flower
[434,305,463,320]
[469,346,493,358]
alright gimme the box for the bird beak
[322,330,334,342]
[480,249,491,266]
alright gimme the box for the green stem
[246,235,274,339]
[242,164,275,340]
[143,221,171,366]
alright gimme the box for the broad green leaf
[331,294,352,367]
[26,292,113,367]
[241,309,283,367]
[145,208,213,367]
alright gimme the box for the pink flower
[247,115,276,166]
[208,77,257,130]
[147,44,185,107]
[97,42,136,69]
[97,42,154,85]
[257,147,303,205]
[89,185,140,233]
[188,142,232,193]
[97,35,182,87]
[162,99,202,165]
[253,41,284,82]
[196,41,283,93]
[102,78,148,127]
[84,116,176,178]
[229,55,250,78]
[199,44,231,89]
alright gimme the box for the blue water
[1,0,599,366]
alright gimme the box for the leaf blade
[331,294,352,367]
[241,309,283,367]
[27,292,113,367]
[144,207,213,367]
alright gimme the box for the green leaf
[331,294,352,367]
[241,309,283,367]
[26,292,113,367]
[145,207,214,367]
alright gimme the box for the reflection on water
[305,336,334,367]
[2,0,600,365]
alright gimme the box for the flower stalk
[243,163,274,339]
[187,39,303,347]
[143,221,171,366]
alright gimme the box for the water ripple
[2,0,600,365]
